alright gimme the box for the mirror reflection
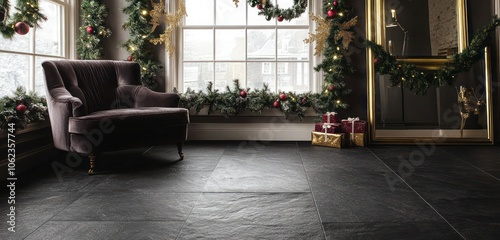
[384,0,458,57]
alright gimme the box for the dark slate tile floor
[1,141,499,239]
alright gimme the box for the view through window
[181,0,311,93]
[0,0,68,97]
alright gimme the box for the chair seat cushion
[69,107,189,134]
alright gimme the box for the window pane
[0,0,31,53]
[278,29,309,60]
[247,62,275,91]
[216,0,246,25]
[183,30,213,60]
[215,62,245,91]
[183,62,213,91]
[35,56,61,96]
[247,30,276,60]
[36,1,63,56]
[277,62,309,93]
[215,30,245,60]
[0,53,29,96]
[185,0,214,26]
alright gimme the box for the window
[0,0,71,97]
[180,0,312,93]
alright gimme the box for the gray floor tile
[52,192,199,221]
[26,221,184,240]
[178,193,324,239]
[204,155,310,192]
[323,222,461,240]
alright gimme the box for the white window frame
[167,0,323,93]
[0,0,75,96]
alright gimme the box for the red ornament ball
[127,56,133,61]
[86,26,94,34]
[327,9,336,18]
[240,90,247,98]
[277,16,284,22]
[273,100,281,108]
[257,4,263,10]
[328,84,336,92]
[333,1,339,7]
[301,97,307,105]
[279,93,287,101]
[374,57,379,64]
[16,104,27,114]
[14,22,30,35]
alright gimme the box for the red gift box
[341,117,367,133]
[315,123,341,134]
[322,112,340,124]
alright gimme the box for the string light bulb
[141,10,148,16]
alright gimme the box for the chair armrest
[49,88,85,117]
[134,86,180,108]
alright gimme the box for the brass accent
[366,0,494,144]
[88,154,96,175]
[177,142,184,160]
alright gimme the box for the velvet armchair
[42,60,189,175]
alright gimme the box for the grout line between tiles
[366,147,467,240]
[436,147,500,182]
[296,142,328,240]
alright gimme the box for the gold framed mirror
[366,0,494,144]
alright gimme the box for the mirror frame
[366,0,494,144]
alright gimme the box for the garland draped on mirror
[366,16,500,95]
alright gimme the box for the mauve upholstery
[42,60,189,155]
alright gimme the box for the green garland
[122,0,162,90]
[77,0,111,60]
[0,87,48,132]
[0,0,47,38]
[367,16,500,95]
[179,0,357,118]
[247,0,307,21]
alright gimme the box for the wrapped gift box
[322,112,340,124]
[311,132,346,148]
[341,117,367,133]
[348,133,367,147]
[314,123,341,134]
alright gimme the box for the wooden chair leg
[177,142,184,160]
[88,154,96,175]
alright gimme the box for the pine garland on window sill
[0,87,48,132]
[366,16,500,95]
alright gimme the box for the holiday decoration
[327,9,336,18]
[367,16,500,95]
[457,86,484,137]
[328,84,335,92]
[240,90,247,98]
[311,132,346,148]
[77,0,112,60]
[322,112,339,124]
[127,56,133,61]
[277,16,284,22]
[273,100,281,108]
[16,104,27,114]
[315,122,341,134]
[333,1,339,7]
[14,21,29,35]
[341,117,367,133]
[122,0,163,89]
[0,87,48,132]
[0,0,47,39]
[86,26,94,34]
[279,93,287,101]
[373,57,379,64]
[233,0,240,7]
[150,0,187,58]
[246,0,307,21]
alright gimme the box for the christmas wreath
[367,16,500,95]
[247,0,307,22]
[0,0,47,38]
[0,87,48,132]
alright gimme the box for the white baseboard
[187,123,313,141]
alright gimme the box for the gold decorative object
[88,154,96,175]
[335,16,358,50]
[348,133,366,147]
[150,0,187,57]
[456,86,484,137]
[233,0,239,7]
[304,12,332,56]
[311,132,346,148]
